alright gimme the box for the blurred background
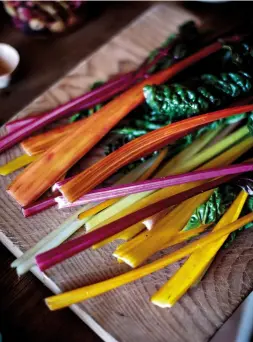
[0,1,252,125]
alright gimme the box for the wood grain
[1,3,253,342]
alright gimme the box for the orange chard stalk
[21,119,86,156]
[8,41,223,207]
[61,103,253,203]
[78,148,168,221]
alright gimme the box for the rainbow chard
[59,103,253,203]
[36,174,243,271]
[110,43,252,158]
[8,40,228,206]
[44,212,253,311]
[142,42,253,139]
[1,21,202,154]
[56,164,253,208]
[69,21,203,155]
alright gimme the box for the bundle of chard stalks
[2,21,253,311]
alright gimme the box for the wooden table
[0,2,252,342]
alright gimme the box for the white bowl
[0,43,20,89]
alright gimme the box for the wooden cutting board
[1,4,253,342]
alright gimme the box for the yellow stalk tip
[45,212,253,310]
[150,298,173,308]
[151,190,248,307]
[117,188,215,268]
[0,154,39,176]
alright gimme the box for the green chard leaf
[184,182,253,248]
[143,42,253,144]
[69,20,201,154]
[184,185,239,232]
[247,113,253,135]
[144,71,252,120]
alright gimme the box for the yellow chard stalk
[151,190,248,308]
[137,147,169,181]
[85,135,253,232]
[85,130,223,231]
[113,223,210,261]
[85,149,168,249]
[160,223,212,250]
[156,127,223,177]
[113,137,253,268]
[80,148,168,223]
[113,228,149,256]
[143,209,169,230]
[92,222,145,250]
[45,212,253,311]
[145,126,250,225]
[0,154,39,176]
[114,188,215,268]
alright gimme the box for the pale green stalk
[12,153,164,274]
[16,215,89,276]
[156,126,223,176]
[86,126,249,231]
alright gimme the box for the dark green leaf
[184,185,239,232]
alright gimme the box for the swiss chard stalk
[89,44,253,172]
[36,174,241,272]
[22,196,58,217]
[11,205,94,275]
[60,104,253,203]
[45,212,253,311]
[37,136,253,271]
[23,148,166,217]
[142,42,253,140]
[6,116,38,133]
[113,164,253,268]
[151,190,248,308]
[2,21,201,154]
[56,163,253,208]
[21,119,87,156]
[222,178,253,245]
[0,154,39,176]
[85,136,253,232]
[115,188,218,268]
[8,41,225,206]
